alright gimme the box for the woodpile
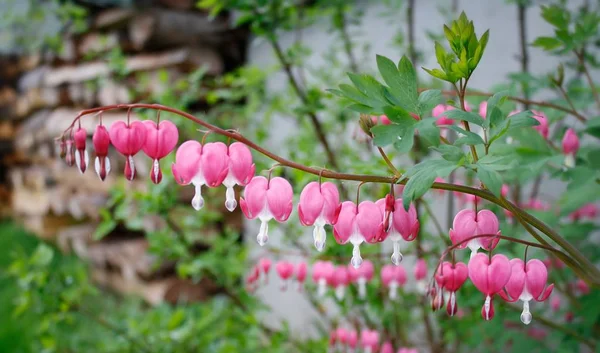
[1,2,249,304]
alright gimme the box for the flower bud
[359,114,376,137]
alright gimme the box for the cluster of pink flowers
[245,258,307,292]
[61,119,179,183]
[329,328,418,353]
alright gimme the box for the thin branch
[377,147,401,177]
[65,103,600,286]
[517,2,530,109]
[555,84,586,123]
[421,199,452,246]
[575,50,600,111]
[406,0,417,65]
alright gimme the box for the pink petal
[298,182,325,226]
[109,121,147,156]
[333,202,357,244]
[266,177,293,222]
[320,182,340,224]
[172,140,202,185]
[228,142,255,185]
[524,259,549,299]
[505,258,526,299]
[488,254,512,294]
[468,253,490,294]
[142,120,179,160]
[201,142,229,187]
[241,176,268,219]
[357,201,384,243]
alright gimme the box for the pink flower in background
[414,258,428,281]
[433,104,455,126]
[332,265,351,300]
[562,128,580,167]
[524,199,550,212]
[531,110,549,139]
[575,279,590,295]
[109,120,147,181]
[347,330,358,350]
[550,296,561,312]
[435,261,468,316]
[141,120,178,184]
[74,127,88,174]
[223,142,255,211]
[258,258,271,285]
[333,201,384,268]
[377,196,419,265]
[92,124,111,180]
[275,261,294,291]
[298,181,340,252]
[569,203,598,221]
[240,176,293,246]
[398,348,419,353]
[381,264,407,300]
[479,101,487,118]
[501,184,509,198]
[449,209,501,258]
[312,260,335,297]
[295,262,307,291]
[379,115,391,125]
[499,259,553,324]
[246,266,260,293]
[348,260,374,299]
[380,341,394,353]
[360,330,380,353]
[468,253,512,320]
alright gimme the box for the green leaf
[430,144,465,162]
[442,109,485,126]
[417,89,442,116]
[486,91,509,127]
[507,110,538,129]
[447,125,485,145]
[94,219,117,240]
[338,84,380,108]
[415,117,441,147]
[402,159,460,209]
[477,154,516,171]
[347,73,388,104]
[30,244,54,267]
[347,104,378,114]
[585,116,600,139]
[393,128,415,153]
[395,55,419,111]
[376,55,416,111]
[383,106,418,128]
[477,164,503,196]
[371,124,404,147]
[531,36,562,50]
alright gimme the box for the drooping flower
[65,137,75,167]
[532,110,549,139]
[109,121,147,181]
[295,262,307,291]
[379,115,391,125]
[574,279,590,295]
[449,209,501,258]
[347,330,358,351]
[414,258,428,293]
[74,127,89,174]
[433,104,454,125]
[223,142,255,211]
[312,260,335,297]
[141,120,178,184]
[377,195,419,265]
[333,201,384,268]
[562,128,580,168]
[240,176,293,246]
[92,124,111,180]
[569,203,598,221]
[435,261,468,316]
[397,348,419,353]
[468,253,512,320]
[499,258,553,324]
[360,330,380,353]
[550,295,561,312]
[172,141,229,210]
[275,261,294,291]
[381,264,407,300]
[348,260,374,299]
[380,341,394,353]
[332,265,350,300]
[298,181,340,252]
[246,266,260,293]
[258,257,271,285]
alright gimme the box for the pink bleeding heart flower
[398,348,419,353]
[334,201,385,268]
[479,101,487,118]
[74,127,88,174]
[501,184,509,198]
[335,328,348,348]
[109,120,147,181]
[435,261,468,316]
[172,141,230,210]
[379,115,391,125]
[360,330,380,353]
[92,125,111,180]
[258,257,271,285]
[240,176,293,246]
[562,128,579,168]
[569,203,598,221]
[414,259,427,281]
[312,260,335,297]
[276,261,294,291]
[381,264,407,300]
[348,260,374,299]
[347,330,358,350]
[246,266,260,293]
[532,110,549,139]
[65,136,75,167]
[575,279,590,295]
[449,209,501,258]
[141,120,178,184]
[332,266,350,300]
[295,262,307,291]
[380,341,394,353]
[298,181,340,252]
[468,253,512,320]
[223,142,255,211]
[550,296,561,312]
[376,196,419,265]
[498,258,554,324]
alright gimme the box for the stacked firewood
[2,1,248,304]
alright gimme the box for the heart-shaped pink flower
[109,121,147,181]
[142,120,179,184]
[298,181,340,252]
[74,127,88,174]
[348,260,374,299]
[92,125,111,180]
[275,261,294,291]
[222,142,255,211]
[360,330,379,353]
[332,266,350,300]
[449,209,501,258]
[468,253,512,320]
[498,258,554,325]
[435,261,468,316]
[376,196,419,265]
[381,264,407,300]
[312,260,335,297]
